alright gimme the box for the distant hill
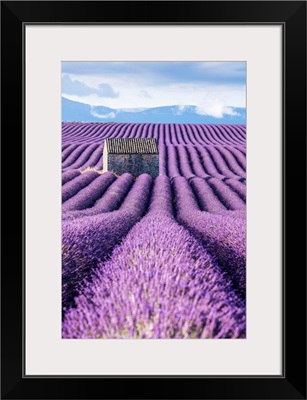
[62,97,246,124]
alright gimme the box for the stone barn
[103,138,159,178]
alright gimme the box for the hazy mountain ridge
[62,97,246,124]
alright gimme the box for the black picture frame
[1,1,306,399]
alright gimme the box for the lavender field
[62,122,246,339]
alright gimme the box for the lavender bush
[186,146,210,179]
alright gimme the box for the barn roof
[105,138,159,154]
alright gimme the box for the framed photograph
[1,1,306,399]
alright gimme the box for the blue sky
[62,62,246,119]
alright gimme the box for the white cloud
[175,105,189,115]
[195,94,241,118]
[62,74,119,98]
[90,108,116,119]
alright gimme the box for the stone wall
[107,154,159,178]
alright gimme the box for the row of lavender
[62,122,246,146]
[62,172,246,338]
[62,143,246,181]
